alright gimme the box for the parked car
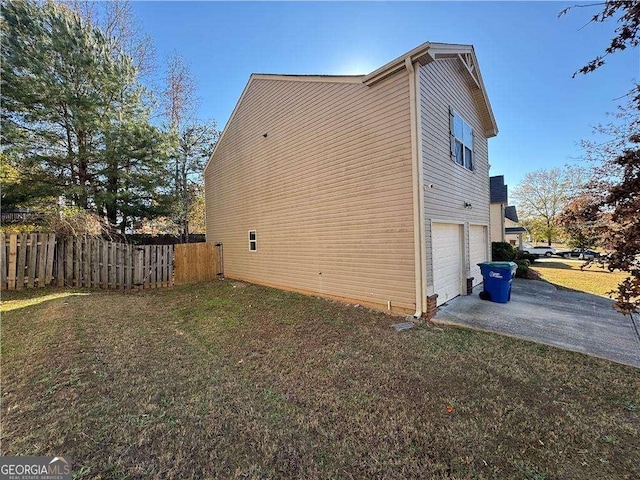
[521,244,556,257]
[555,248,601,260]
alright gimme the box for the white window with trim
[248,230,257,251]
[450,108,474,170]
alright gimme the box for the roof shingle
[490,175,508,204]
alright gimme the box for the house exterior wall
[418,58,491,294]
[490,202,505,243]
[505,218,518,229]
[204,73,417,313]
[505,218,524,248]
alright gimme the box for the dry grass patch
[1,280,639,479]
[531,259,628,297]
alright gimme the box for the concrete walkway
[434,279,640,368]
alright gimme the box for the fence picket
[116,243,122,289]
[72,237,79,287]
[65,239,73,287]
[82,237,90,288]
[0,235,6,290]
[36,234,47,287]
[168,245,174,286]
[143,245,151,288]
[101,240,108,289]
[56,237,64,287]
[126,243,131,289]
[27,234,37,288]
[166,245,171,287]
[16,234,27,289]
[159,246,166,287]
[7,235,17,290]
[45,235,56,286]
[107,242,114,288]
[127,245,136,288]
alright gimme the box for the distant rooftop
[505,205,519,223]
[490,175,508,204]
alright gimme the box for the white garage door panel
[432,223,462,306]
[469,226,488,287]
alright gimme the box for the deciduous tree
[161,53,219,241]
[556,194,604,250]
[512,167,585,246]
[1,0,169,232]
[560,2,640,315]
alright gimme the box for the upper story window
[248,230,257,251]
[450,108,474,170]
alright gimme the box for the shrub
[45,207,112,238]
[515,259,530,278]
[492,242,516,261]
[516,250,537,264]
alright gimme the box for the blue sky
[132,1,638,190]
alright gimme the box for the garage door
[432,223,463,306]
[469,225,488,287]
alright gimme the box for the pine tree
[1,0,170,231]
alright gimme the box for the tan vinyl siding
[204,73,416,313]
[490,203,505,243]
[419,58,491,293]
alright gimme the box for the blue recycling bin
[477,261,517,303]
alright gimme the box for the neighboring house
[489,175,527,248]
[504,206,527,248]
[204,41,498,317]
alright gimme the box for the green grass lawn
[1,281,639,479]
[531,259,629,297]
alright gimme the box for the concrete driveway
[434,279,640,368]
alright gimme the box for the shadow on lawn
[533,261,575,271]
[536,260,613,274]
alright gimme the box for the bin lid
[477,261,517,269]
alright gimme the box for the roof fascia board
[432,45,497,137]
[468,49,498,137]
[203,75,256,174]
[252,74,364,84]
[363,42,497,137]
[363,41,432,86]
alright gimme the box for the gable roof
[363,41,498,137]
[504,205,519,223]
[205,41,498,174]
[490,175,508,204]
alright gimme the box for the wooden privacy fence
[174,242,222,285]
[1,233,174,291]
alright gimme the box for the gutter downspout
[406,57,424,319]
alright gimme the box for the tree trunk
[77,130,89,209]
[182,166,189,243]
[105,137,119,225]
